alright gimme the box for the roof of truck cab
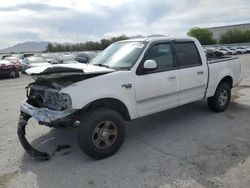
[120,37,196,43]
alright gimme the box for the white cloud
[0,0,249,49]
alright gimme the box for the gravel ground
[0,55,250,188]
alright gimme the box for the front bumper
[21,101,76,123]
[17,113,51,160]
[18,101,78,160]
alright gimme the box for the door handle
[168,76,176,80]
[197,71,203,75]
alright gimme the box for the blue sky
[0,0,249,49]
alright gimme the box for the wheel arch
[81,98,131,121]
[219,76,233,88]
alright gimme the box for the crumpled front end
[17,79,80,160]
[21,100,77,123]
[17,101,79,160]
[17,66,113,160]
[17,113,51,160]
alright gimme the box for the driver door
[134,42,179,117]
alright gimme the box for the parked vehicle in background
[4,56,22,70]
[204,48,214,57]
[56,54,76,64]
[204,47,224,57]
[228,47,238,54]
[226,47,237,55]
[20,53,35,59]
[245,46,250,53]
[40,53,56,63]
[217,48,227,55]
[21,56,51,73]
[229,47,245,54]
[75,51,99,63]
[1,54,12,59]
[0,60,19,78]
[18,37,241,160]
[218,47,237,55]
[236,47,247,54]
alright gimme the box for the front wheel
[78,108,126,159]
[207,82,231,112]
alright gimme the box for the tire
[16,70,20,78]
[207,82,231,112]
[78,108,126,159]
[9,70,17,78]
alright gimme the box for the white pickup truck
[18,37,241,160]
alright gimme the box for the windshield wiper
[93,64,110,68]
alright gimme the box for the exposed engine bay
[26,73,107,112]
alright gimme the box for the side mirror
[143,60,157,70]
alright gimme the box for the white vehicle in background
[53,54,77,64]
[18,37,241,160]
[236,47,247,54]
[217,48,228,55]
[218,47,237,55]
[21,56,51,73]
[40,53,56,63]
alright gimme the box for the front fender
[61,71,138,119]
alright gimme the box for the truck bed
[207,56,239,64]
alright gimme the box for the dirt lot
[0,55,250,188]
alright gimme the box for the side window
[143,43,174,73]
[174,42,202,68]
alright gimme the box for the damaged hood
[25,63,115,75]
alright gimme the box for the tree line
[45,35,129,52]
[45,28,250,52]
[187,27,250,45]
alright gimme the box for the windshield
[90,41,147,70]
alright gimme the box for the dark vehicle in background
[20,53,35,59]
[0,60,19,78]
[75,52,90,63]
[21,56,51,73]
[2,54,12,59]
[75,52,98,63]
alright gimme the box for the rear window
[174,42,202,68]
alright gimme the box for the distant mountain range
[0,34,166,53]
[0,41,50,53]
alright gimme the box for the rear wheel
[78,108,126,159]
[9,70,18,78]
[207,82,231,112]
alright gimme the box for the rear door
[174,41,208,105]
[134,42,179,117]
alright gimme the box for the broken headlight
[44,92,72,111]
